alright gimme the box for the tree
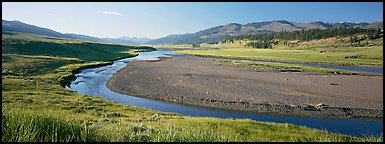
[254,42,259,48]
[192,44,200,47]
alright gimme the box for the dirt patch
[107,56,383,118]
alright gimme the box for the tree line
[221,27,382,48]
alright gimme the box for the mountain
[2,19,75,39]
[361,22,383,29]
[66,33,108,42]
[67,34,150,44]
[4,19,382,45]
[119,36,153,44]
[98,38,136,45]
[145,34,194,45]
[332,22,369,28]
[147,20,383,44]
[3,19,148,45]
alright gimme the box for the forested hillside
[221,27,383,48]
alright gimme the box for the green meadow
[2,33,383,142]
[175,46,383,66]
[171,36,383,67]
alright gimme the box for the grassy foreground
[2,33,383,142]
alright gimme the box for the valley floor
[107,56,383,118]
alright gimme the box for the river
[66,49,383,137]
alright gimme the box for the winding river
[66,49,383,137]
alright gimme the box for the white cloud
[101,11,123,16]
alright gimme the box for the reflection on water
[66,49,383,137]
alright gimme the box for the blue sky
[2,2,383,39]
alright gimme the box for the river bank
[107,56,383,119]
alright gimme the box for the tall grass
[2,109,101,142]
[150,125,237,142]
[2,109,236,142]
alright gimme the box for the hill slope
[2,20,75,39]
[65,33,108,43]
[146,20,383,45]
[2,19,150,45]
[2,32,155,61]
[101,37,137,45]
[145,34,194,45]
[67,34,153,44]
[119,36,153,43]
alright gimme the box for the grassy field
[166,36,383,66]
[175,46,383,66]
[2,33,383,142]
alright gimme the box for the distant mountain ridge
[119,36,153,43]
[146,20,383,44]
[3,19,382,45]
[2,19,152,45]
[144,34,194,45]
[65,33,108,42]
[66,34,153,44]
[2,19,76,39]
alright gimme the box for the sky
[2,2,383,39]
